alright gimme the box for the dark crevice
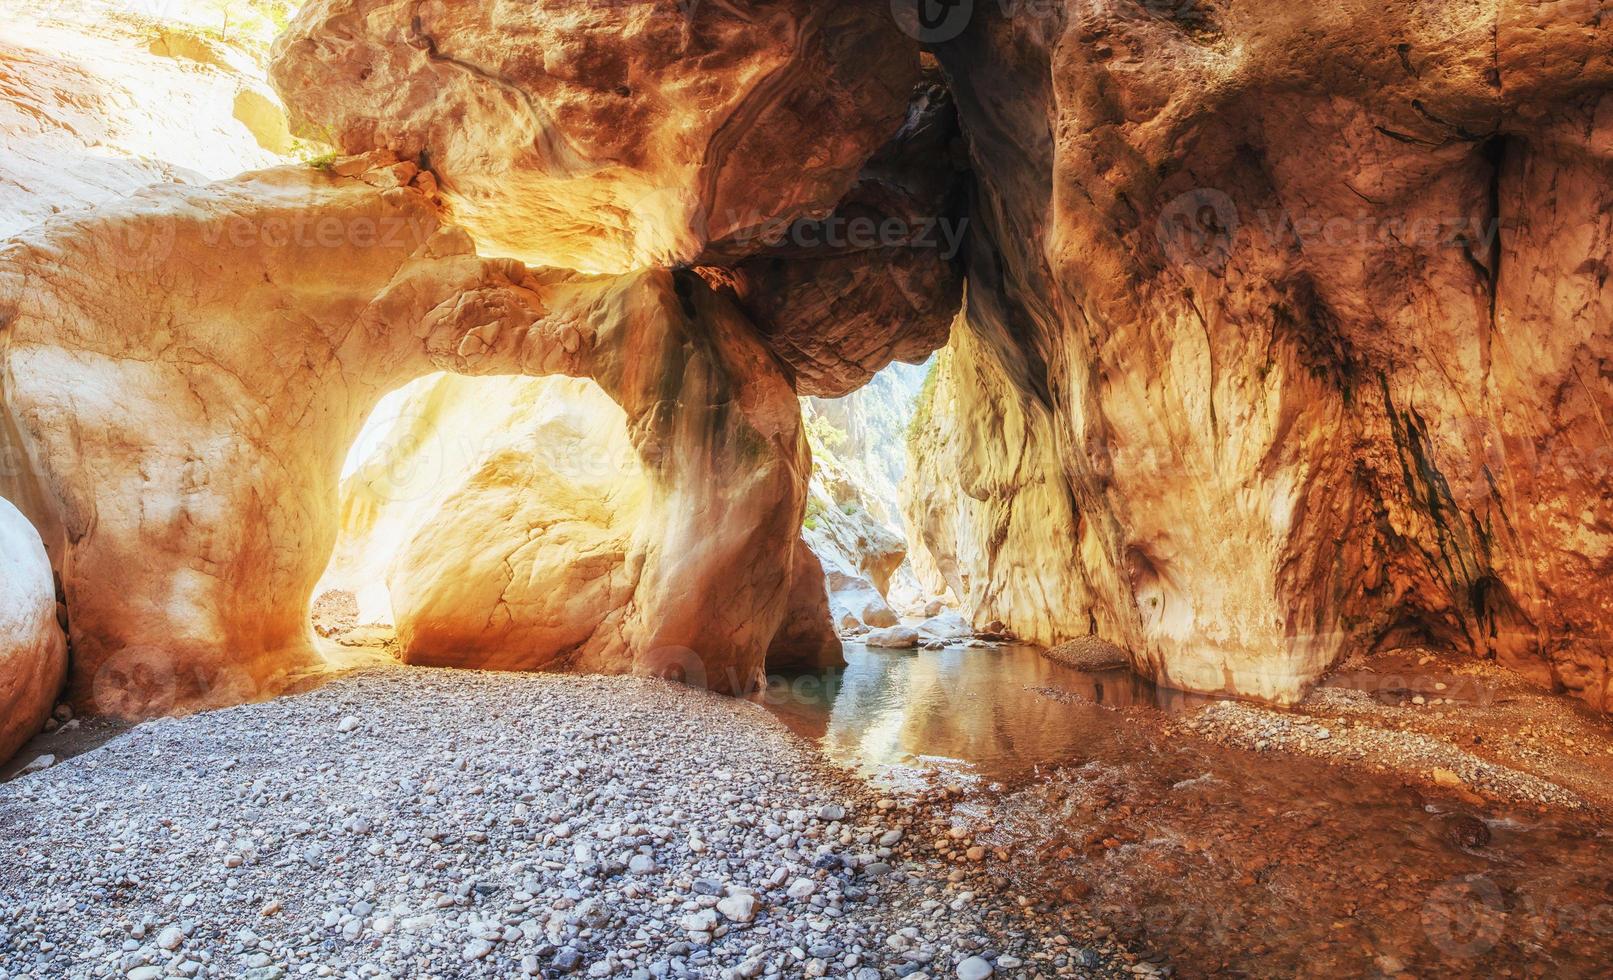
[1479,135,1508,330]
[1409,99,1486,141]
[1375,125,1440,147]
[1394,43,1417,77]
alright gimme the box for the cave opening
[308,371,647,670]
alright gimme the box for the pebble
[957,955,994,979]
[717,893,758,923]
[787,877,817,899]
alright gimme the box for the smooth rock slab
[865,626,920,649]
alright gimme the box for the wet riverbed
[760,642,1211,786]
[765,642,1613,977]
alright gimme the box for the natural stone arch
[324,275,823,691]
[0,157,816,715]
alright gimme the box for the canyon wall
[903,325,1098,648]
[910,0,1613,705]
[0,160,615,712]
[9,0,1611,726]
[269,0,919,273]
[0,0,297,240]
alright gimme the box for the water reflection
[762,643,1209,783]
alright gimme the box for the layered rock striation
[270,0,919,273]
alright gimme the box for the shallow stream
[765,643,1613,977]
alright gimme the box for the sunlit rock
[270,0,918,272]
[0,159,631,714]
[799,378,926,604]
[903,330,1095,650]
[354,274,812,694]
[0,497,66,764]
[865,625,919,650]
[0,3,295,240]
[826,569,900,634]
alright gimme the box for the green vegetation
[303,149,340,171]
[804,411,846,453]
[197,0,299,43]
[803,496,826,532]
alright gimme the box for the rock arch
[0,159,815,715]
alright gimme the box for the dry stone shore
[0,666,1125,979]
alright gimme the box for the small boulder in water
[1442,813,1491,849]
[1042,636,1130,671]
[864,625,919,649]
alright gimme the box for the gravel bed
[1177,696,1584,809]
[0,666,1119,979]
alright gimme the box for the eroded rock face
[345,373,646,668]
[826,569,900,634]
[903,331,1094,649]
[766,540,846,673]
[800,366,932,618]
[717,71,967,396]
[270,0,919,273]
[0,159,633,714]
[0,496,66,763]
[918,1,1613,704]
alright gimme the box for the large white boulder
[0,497,66,764]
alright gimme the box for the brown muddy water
[762,642,1613,978]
